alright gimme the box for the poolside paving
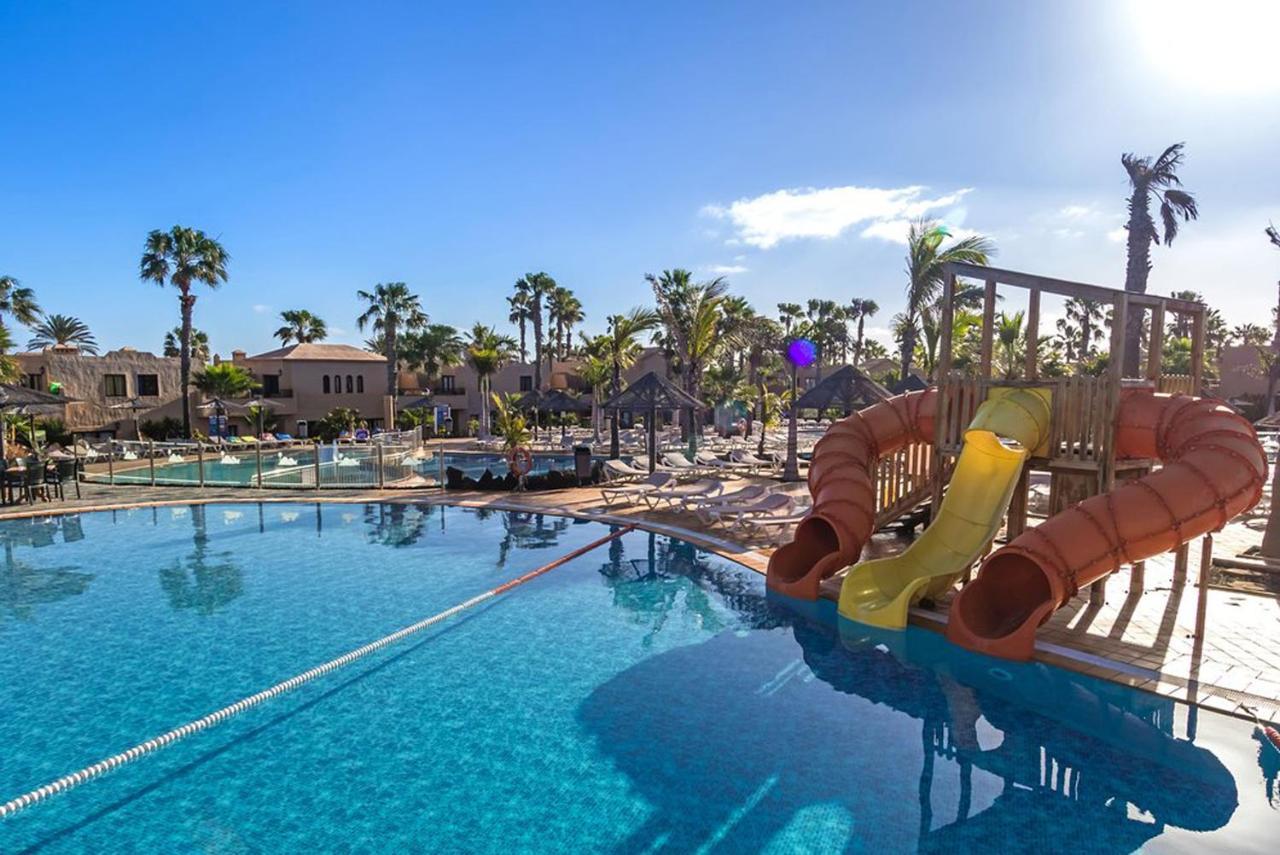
[2,475,1278,723]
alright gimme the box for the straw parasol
[601,372,706,472]
[0,383,76,461]
[793,365,892,415]
[108,397,154,440]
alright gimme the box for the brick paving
[3,475,1277,723]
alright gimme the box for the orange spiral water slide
[767,389,936,600]
[947,390,1268,660]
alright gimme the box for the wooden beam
[1190,306,1205,395]
[1024,289,1040,379]
[979,280,996,379]
[1145,302,1165,384]
[943,262,1204,314]
[937,271,956,383]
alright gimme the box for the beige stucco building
[13,346,184,438]
[228,343,389,437]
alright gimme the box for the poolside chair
[694,450,753,474]
[602,459,648,482]
[704,492,794,531]
[685,484,769,518]
[642,478,723,510]
[599,471,673,507]
[741,506,812,545]
[661,452,712,477]
[729,449,776,474]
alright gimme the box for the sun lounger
[686,484,769,518]
[742,507,812,544]
[602,459,648,482]
[661,452,714,477]
[643,478,724,510]
[729,449,776,473]
[704,492,794,531]
[695,451,753,473]
[599,471,674,507]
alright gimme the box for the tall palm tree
[26,314,98,354]
[847,298,879,365]
[0,325,19,384]
[402,323,464,389]
[139,225,230,437]
[900,219,994,382]
[1120,143,1199,374]
[804,299,841,381]
[274,309,328,344]
[164,326,210,364]
[1063,297,1105,367]
[0,275,40,330]
[355,282,427,397]
[191,362,254,433]
[465,324,517,438]
[648,269,727,451]
[578,337,614,445]
[548,286,584,360]
[514,272,556,390]
[507,291,532,363]
[777,302,803,338]
[601,307,660,458]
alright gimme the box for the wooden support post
[932,270,957,519]
[1146,302,1165,385]
[107,444,114,485]
[1091,292,1128,608]
[1194,533,1213,640]
[148,441,156,486]
[1190,306,1205,395]
[1006,464,1030,539]
[1130,561,1144,594]
[255,441,263,488]
[197,442,205,488]
[979,280,996,379]
[376,442,386,488]
[1024,288,1040,379]
[1174,542,1189,583]
[313,442,322,490]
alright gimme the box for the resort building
[1217,343,1273,413]
[228,343,389,437]
[12,346,184,439]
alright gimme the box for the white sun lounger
[742,507,812,544]
[695,451,753,473]
[687,484,769,519]
[599,471,674,506]
[704,492,795,531]
[602,459,649,482]
[729,449,776,473]
[643,478,724,510]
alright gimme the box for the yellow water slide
[837,387,1051,629]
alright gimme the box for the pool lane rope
[0,523,637,820]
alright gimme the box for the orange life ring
[508,447,534,477]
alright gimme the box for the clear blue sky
[1,1,1276,356]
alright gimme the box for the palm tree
[648,269,727,451]
[355,282,427,398]
[514,272,556,390]
[402,323,464,389]
[0,275,40,330]
[548,286,584,360]
[1120,143,1199,374]
[507,291,532,363]
[777,302,803,338]
[600,307,660,458]
[1063,297,1105,367]
[139,226,230,437]
[163,326,210,364]
[994,310,1025,379]
[26,314,98,354]
[191,362,254,433]
[577,339,613,445]
[465,324,517,438]
[274,309,328,344]
[804,299,841,381]
[847,298,879,365]
[0,325,19,384]
[900,219,994,382]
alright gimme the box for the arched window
[333,374,341,393]
[322,375,331,394]
[356,375,364,393]
[346,375,353,393]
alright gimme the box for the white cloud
[1106,227,1127,243]
[861,219,981,245]
[1058,204,1098,220]
[705,264,749,275]
[702,185,972,249]
[252,304,271,314]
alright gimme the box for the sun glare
[1129,0,1280,96]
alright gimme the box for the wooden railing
[1158,373,1195,396]
[874,440,933,527]
[1047,374,1113,465]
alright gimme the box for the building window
[356,375,364,393]
[519,375,533,392]
[440,375,456,392]
[104,374,127,397]
[323,376,331,394]
[333,374,341,393]
[136,374,160,396]
[24,373,42,391]
[345,375,353,393]
[262,375,280,396]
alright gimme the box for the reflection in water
[596,530,785,646]
[578,577,1240,852]
[158,505,244,615]
[362,503,434,548]
[497,512,569,567]
[0,517,93,623]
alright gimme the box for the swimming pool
[0,504,1273,851]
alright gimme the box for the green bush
[139,416,184,441]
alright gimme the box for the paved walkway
[3,476,1277,722]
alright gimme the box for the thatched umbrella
[516,389,591,440]
[793,365,892,416]
[0,383,76,461]
[108,397,153,440]
[601,371,706,472]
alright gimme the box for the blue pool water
[0,504,1274,852]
